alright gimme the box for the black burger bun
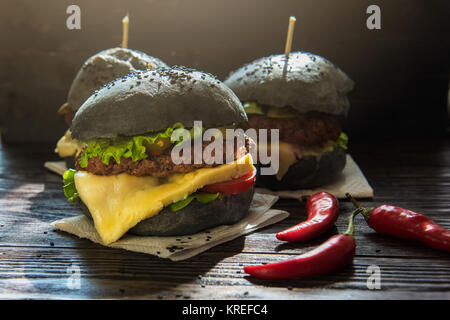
[256,146,346,191]
[224,51,354,116]
[225,51,353,190]
[71,66,254,238]
[71,66,247,141]
[79,187,255,236]
[59,47,167,114]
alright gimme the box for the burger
[62,66,256,245]
[224,51,354,190]
[55,47,167,167]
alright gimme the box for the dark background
[0,0,449,144]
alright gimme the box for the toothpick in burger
[224,51,354,190]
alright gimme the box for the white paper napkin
[52,193,288,261]
[44,161,67,176]
[256,155,373,199]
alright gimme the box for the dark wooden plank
[0,247,449,299]
[0,138,449,299]
[0,143,61,183]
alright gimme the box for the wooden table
[0,138,449,300]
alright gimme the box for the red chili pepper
[346,193,450,253]
[276,192,339,242]
[244,210,358,280]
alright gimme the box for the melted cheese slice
[75,154,254,244]
[55,129,84,157]
[276,142,300,180]
[259,141,336,181]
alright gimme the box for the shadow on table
[362,232,450,259]
[71,236,246,299]
[22,181,247,299]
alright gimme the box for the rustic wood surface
[0,138,449,299]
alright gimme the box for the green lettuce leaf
[63,169,79,203]
[78,123,186,168]
[243,101,265,115]
[336,132,349,150]
[168,193,223,212]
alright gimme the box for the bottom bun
[256,147,346,190]
[79,187,255,236]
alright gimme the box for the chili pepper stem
[343,208,361,237]
[345,193,372,222]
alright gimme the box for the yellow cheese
[257,141,301,181]
[276,142,301,180]
[75,154,254,244]
[301,141,335,158]
[55,130,84,157]
[259,141,336,181]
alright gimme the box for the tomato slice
[200,169,256,195]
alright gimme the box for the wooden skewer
[284,16,296,57]
[122,14,129,48]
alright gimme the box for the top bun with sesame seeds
[59,47,167,115]
[224,51,354,116]
[71,66,248,141]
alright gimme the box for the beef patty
[242,112,341,146]
[75,135,252,177]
